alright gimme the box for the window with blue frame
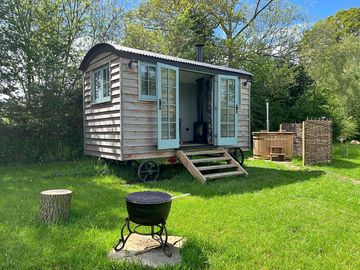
[91,63,110,104]
[139,63,157,100]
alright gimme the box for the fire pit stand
[113,191,175,257]
[114,218,171,257]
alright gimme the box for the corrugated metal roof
[111,44,252,76]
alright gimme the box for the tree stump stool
[39,189,72,224]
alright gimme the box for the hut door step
[175,147,247,183]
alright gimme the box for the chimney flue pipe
[195,44,204,62]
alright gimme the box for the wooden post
[39,189,72,224]
[302,121,305,166]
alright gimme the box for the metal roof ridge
[110,44,252,76]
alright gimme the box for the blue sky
[292,0,360,22]
[125,0,359,23]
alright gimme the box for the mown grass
[0,145,359,269]
[291,144,360,179]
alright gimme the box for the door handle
[235,104,239,114]
[159,98,162,110]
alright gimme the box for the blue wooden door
[215,75,239,146]
[157,63,179,149]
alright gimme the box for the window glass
[91,64,110,104]
[140,63,157,99]
[220,78,236,138]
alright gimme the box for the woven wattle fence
[282,119,332,165]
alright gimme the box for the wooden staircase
[175,147,248,183]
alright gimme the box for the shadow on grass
[134,163,325,198]
[322,158,360,169]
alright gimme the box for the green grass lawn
[0,145,359,269]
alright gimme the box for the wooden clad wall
[83,53,122,160]
[120,59,173,160]
[238,78,251,150]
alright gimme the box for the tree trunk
[39,189,72,224]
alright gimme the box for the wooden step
[197,164,238,171]
[270,146,284,149]
[175,150,206,183]
[184,149,224,156]
[270,153,286,156]
[175,147,247,183]
[269,146,284,154]
[191,156,231,163]
[204,171,244,179]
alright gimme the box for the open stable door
[157,63,179,149]
[215,75,239,146]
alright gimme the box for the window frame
[91,63,111,105]
[138,61,157,101]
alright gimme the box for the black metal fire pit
[126,191,172,225]
[114,191,174,257]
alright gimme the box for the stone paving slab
[108,234,186,268]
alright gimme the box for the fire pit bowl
[126,191,172,226]
[114,191,190,256]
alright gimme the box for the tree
[0,0,126,163]
[199,0,304,66]
[123,0,305,132]
[301,8,360,139]
[123,0,304,66]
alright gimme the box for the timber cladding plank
[122,139,157,147]
[122,109,156,118]
[85,144,121,154]
[122,131,157,140]
[85,112,120,121]
[122,86,138,95]
[122,101,156,111]
[240,103,250,110]
[122,93,156,103]
[84,94,120,104]
[238,110,249,116]
[124,151,173,160]
[84,98,120,108]
[121,125,157,132]
[85,150,121,160]
[85,53,118,72]
[122,78,137,88]
[85,133,120,140]
[84,101,120,110]
[111,66,120,75]
[85,126,121,133]
[122,117,157,125]
[85,105,121,114]
[85,118,121,127]
[111,80,120,89]
[122,71,138,80]
[85,139,121,147]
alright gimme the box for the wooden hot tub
[252,131,293,160]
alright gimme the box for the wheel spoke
[137,160,159,182]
